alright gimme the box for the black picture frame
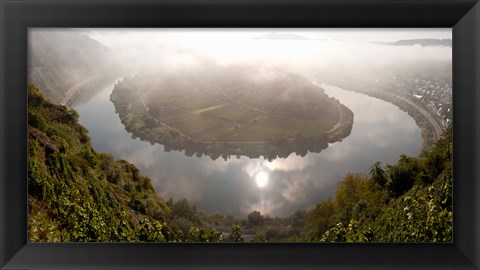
[1,0,479,269]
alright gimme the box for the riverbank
[318,79,442,156]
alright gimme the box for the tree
[334,173,368,223]
[422,129,452,183]
[230,225,243,242]
[369,161,388,189]
[177,199,195,216]
[290,210,307,228]
[385,154,420,197]
[162,199,200,235]
[251,231,267,242]
[305,200,335,241]
[247,210,265,226]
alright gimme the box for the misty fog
[85,28,451,88]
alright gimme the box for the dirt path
[139,89,153,112]
[328,101,344,133]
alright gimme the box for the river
[73,77,422,217]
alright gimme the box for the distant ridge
[254,32,310,40]
[28,29,113,103]
[389,39,452,47]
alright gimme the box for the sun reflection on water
[255,171,269,188]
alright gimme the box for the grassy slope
[28,85,178,242]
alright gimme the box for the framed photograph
[1,0,479,269]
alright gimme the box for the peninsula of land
[110,66,353,160]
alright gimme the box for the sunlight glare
[255,171,269,188]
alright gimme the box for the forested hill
[389,39,452,47]
[304,130,453,242]
[27,85,223,242]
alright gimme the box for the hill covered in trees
[389,39,452,47]
[303,129,452,242]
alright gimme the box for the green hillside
[304,130,452,242]
[27,85,222,242]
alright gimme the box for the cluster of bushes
[304,129,452,242]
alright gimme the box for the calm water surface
[74,77,422,217]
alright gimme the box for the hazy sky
[80,28,452,79]
[86,28,451,43]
